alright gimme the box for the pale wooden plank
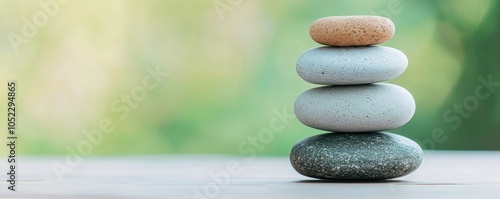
[0,151,499,198]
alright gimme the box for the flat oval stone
[296,46,408,85]
[294,83,415,132]
[290,132,423,180]
[309,16,395,46]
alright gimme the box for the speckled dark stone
[290,132,423,180]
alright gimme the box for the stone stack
[290,16,423,180]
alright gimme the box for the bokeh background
[0,0,499,156]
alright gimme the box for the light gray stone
[296,46,408,85]
[290,132,423,180]
[294,83,415,132]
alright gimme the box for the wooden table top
[1,151,499,199]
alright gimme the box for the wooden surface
[1,151,499,199]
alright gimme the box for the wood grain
[1,151,499,198]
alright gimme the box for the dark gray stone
[290,132,423,180]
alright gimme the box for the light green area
[0,0,499,156]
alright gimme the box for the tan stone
[309,16,395,46]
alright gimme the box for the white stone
[296,46,408,85]
[294,83,415,132]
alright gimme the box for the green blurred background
[0,0,499,156]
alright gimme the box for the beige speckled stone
[309,16,395,46]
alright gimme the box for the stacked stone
[290,16,423,180]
